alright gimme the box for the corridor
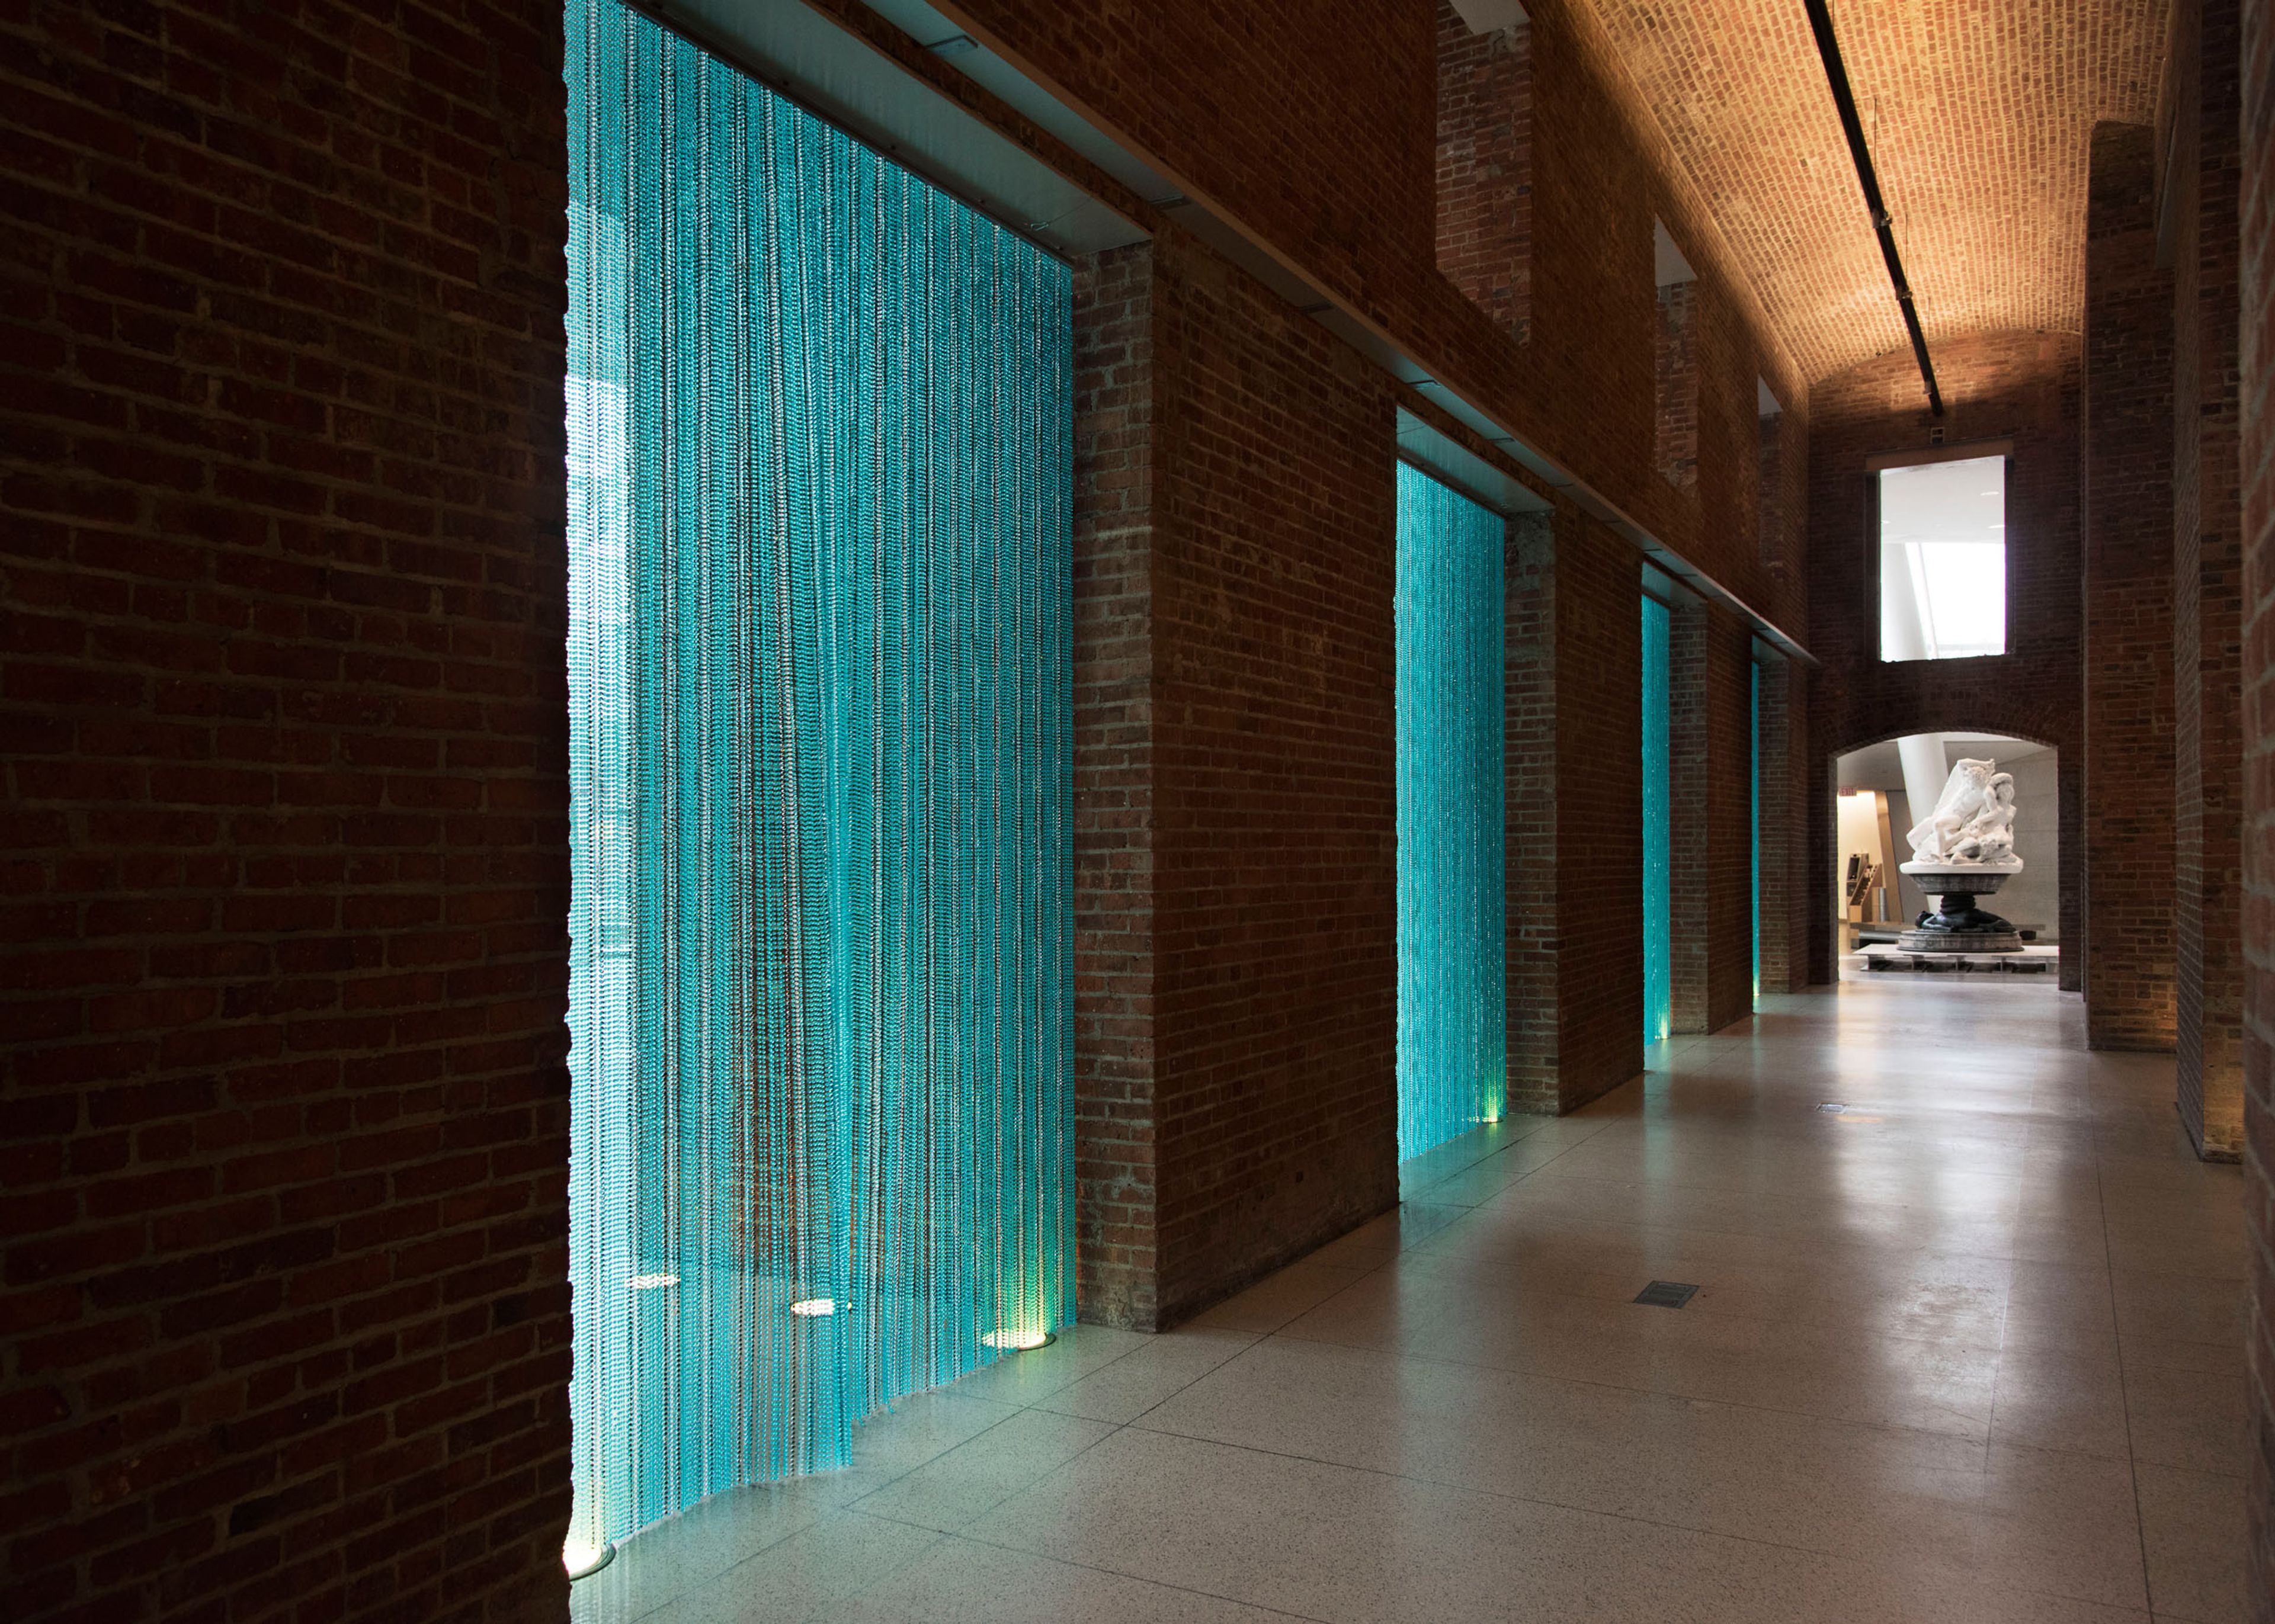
[571,979,2250,1624]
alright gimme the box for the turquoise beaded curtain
[1642,595,1671,1043]
[565,0,1072,1563]
[1751,659,1763,1003]
[1395,464,1507,1158]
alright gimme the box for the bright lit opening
[789,1298,838,1318]
[1878,454,2005,661]
[979,1329,1053,1352]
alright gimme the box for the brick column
[2174,0,2248,1158]
[1071,244,1162,1330]
[1505,506,1643,1111]
[2231,0,2274,1606]
[1071,232,1401,1328]
[1670,598,1754,1032]
[2082,122,2178,1049]
[1755,653,1809,995]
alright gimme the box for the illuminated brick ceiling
[1588,0,2169,387]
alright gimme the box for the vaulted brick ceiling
[1590,0,2169,386]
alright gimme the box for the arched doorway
[1829,730,2061,979]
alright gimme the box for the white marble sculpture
[1902,758,2022,871]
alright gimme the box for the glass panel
[1878,455,2006,660]
[566,0,1072,1562]
[1750,660,1761,1003]
[1395,465,1507,1158]
[1642,596,1671,1043]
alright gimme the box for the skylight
[1879,454,2005,661]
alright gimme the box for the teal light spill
[1641,595,1672,1043]
[1395,464,1507,1158]
[1751,659,1763,1003]
[565,0,1073,1561]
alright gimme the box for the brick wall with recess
[1655,282,1701,492]
[1758,407,1788,573]
[1505,506,1645,1112]
[1670,599,1755,1034]
[1805,332,2086,990]
[1757,653,1811,996]
[2170,0,2248,1160]
[1072,227,1402,1330]
[2083,121,2179,1052]
[941,0,1808,633]
[2235,0,2274,1604]
[0,2,571,1622]
[1437,5,1531,344]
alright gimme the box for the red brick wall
[1805,333,2085,990]
[1437,4,1532,344]
[2083,121,2179,1051]
[1,2,572,1621]
[1071,243,1161,1330]
[2171,0,2248,1160]
[943,0,1807,636]
[1072,226,1402,1328]
[2229,0,2272,1605]
[1504,507,1645,1111]
[1670,600,1754,1032]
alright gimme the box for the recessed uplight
[979,1329,1054,1352]
[789,1298,838,1317]
[565,1539,616,1580]
[628,1273,678,1289]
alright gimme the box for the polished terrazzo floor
[572,977,2251,1623]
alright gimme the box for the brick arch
[1825,720,2061,762]
[1811,723,2075,991]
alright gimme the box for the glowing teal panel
[566,0,1072,1562]
[1395,464,1507,1159]
[1751,660,1762,1003]
[1641,596,1671,1043]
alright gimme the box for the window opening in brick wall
[1877,454,2007,660]
[1654,220,1700,491]
[1757,379,1784,569]
[565,0,1073,1567]
[1642,592,1673,1041]
[1436,1,1533,342]
[1395,463,1508,1160]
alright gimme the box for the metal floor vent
[1634,1280,1699,1309]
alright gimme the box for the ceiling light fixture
[1803,0,1944,417]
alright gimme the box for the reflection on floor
[572,978,2250,1623]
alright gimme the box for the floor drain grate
[1634,1280,1699,1309]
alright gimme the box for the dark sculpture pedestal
[1895,866,2023,954]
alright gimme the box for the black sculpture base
[1896,890,2023,954]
